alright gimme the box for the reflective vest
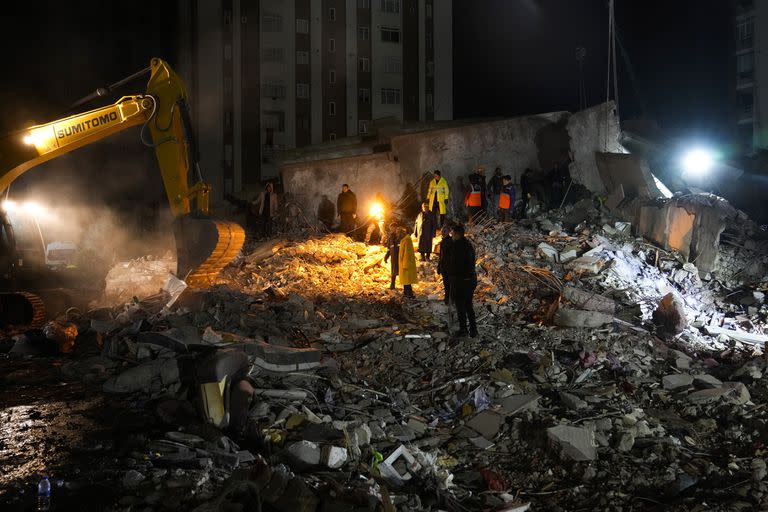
[427,177,450,214]
[467,182,482,207]
[499,192,511,210]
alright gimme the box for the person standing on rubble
[383,223,401,290]
[466,166,487,223]
[488,167,503,219]
[498,175,515,222]
[427,170,450,228]
[413,202,437,261]
[446,224,477,337]
[398,226,418,298]
[336,184,357,234]
[436,220,455,305]
[520,168,532,218]
[255,181,278,238]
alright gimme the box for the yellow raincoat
[398,235,418,286]
[427,176,450,215]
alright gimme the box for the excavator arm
[0,58,243,292]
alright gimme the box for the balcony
[737,70,755,89]
[737,36,754,52]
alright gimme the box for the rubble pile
[6,200,768,511]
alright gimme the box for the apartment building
[733,0,768,154]
[177,0,452,198]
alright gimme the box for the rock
[562,287,617,314]
[165,432,205,446]
[567,255,606,274]
[732,363,763,380]
[688,387,728,404]
[560,249,578,263]
[103,358,179,394]
[465,410,505,440]
[652,293,688,336]
[322,446,348,469]
[617,431,635,452]
[286,440,321,465]
[560,392,588,410]
[554,308,613,328]
[662,374,694,392]
[693,374,723,389]
[670,349,692,370]
[122,470,146,488]
[547,425,597,461]
[723,381,751,405]
[498,394,540,415]
[537,243,559,261]
[752,459,767,482]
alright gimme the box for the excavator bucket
[0,291,45,329]
[173,215,245,288]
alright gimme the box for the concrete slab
[547,425,597,461]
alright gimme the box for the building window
[329,133,337,141]
[297,83,310,99]
[262,82,286,99]
[381,88,401,105]
[384,56,401,74]
[296,18,309,34]
[299,117,310,131]
[328,101,336,116]
[329,69,336,84]
[738,52,754,79]
[329,7,336,21]
[426,61,434,77]
[358,57,370,72]
[263,110,285,132]
[426,3,433,17]
[358,120,370,134]
[738,17,755,49]
[263,47,285,63]
[381,27,400,43]
[358,26,370,40]
[426,32,433,50]
[329,38,336,52]
[358,0,370,8]
[426,92,434,112]
[296,51,309,65]
[380,0,400,13]
[262,13,283,32]
[359,88,370,104]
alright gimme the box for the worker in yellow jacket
[427,170,450,228]
[398,228,418,298]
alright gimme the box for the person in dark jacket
[488,167,503,219]
[336,184,357,234]
[446,224,477,337]
[383,223,402,290]
[436,220,455,305]
[520,168,532,218]
[414,203,437,261]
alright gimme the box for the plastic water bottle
[37,476,51,511]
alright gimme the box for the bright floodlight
[682,148,714,176]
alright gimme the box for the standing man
[498,175,515,222]
[520,168,532,219]
[467,166,487,223]
[383,223,401,290]
[414,202,437,261]
[336,184,357,234]
[446,224,477,338]
[488,167,503,219]
[436,220,455,305]
[427,170,450,228]
[398,227,417,298]
[255,182,278,238]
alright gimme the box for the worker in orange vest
[498,175,515,222]
[466,166,486,222]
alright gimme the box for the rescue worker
[446,224,477,337]
[383,223,402,290]
[413,202,437,261]
[398,226,418,298]
[520,168,532,218]
[466,166,487,223]
[427,170,450,228]
[498,175,515,222]
[488,167,503,219]
[255,182,278,238]
[436,220,455,305]
[336,184,357,234]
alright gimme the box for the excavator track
[0,291,45,331]
[174,217,245,288]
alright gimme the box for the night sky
[0,0,734,200]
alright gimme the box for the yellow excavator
[0,58,245,328]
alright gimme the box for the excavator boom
[0,58,244,327]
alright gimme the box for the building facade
[177,0,452,199]
[733,0,768,154]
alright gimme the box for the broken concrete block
[547,425,597,461]
[554,308,613,328]
[723,382,751,405]
[693,374,723,389]
[559,249,578,263]
[567,255,606,274]
[617,431,635,452]
[652,293,688,336]
[498,394,540,415]
[240,342,322,372]
[688,387,728,404]
[537,243,559,262]
[704,326,768,345]
[662,374,694,392]
[286,440,321,465]
[122,469,146,488]
[465,410,504,440]
[560,392,588,410]
[103,358,179,394]
[562,287,617,314]
[322,445,348,469]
